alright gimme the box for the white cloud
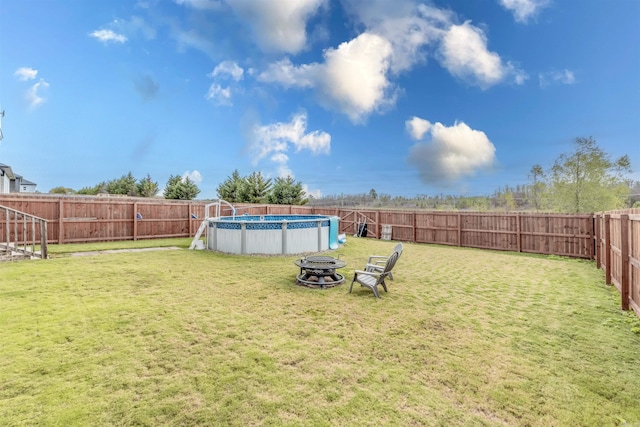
[210,61,244,81]
[26,79,50,110]
[182,170,203,184]
[438,21,527,89]
[539,69,576,88]
[272,154,294,178]
[407,118,496,183]
[499,0,549,23]
[15,67,49,109]
[205,84,232,105]
[406,116,432,140]
[228,0,327,54]
[318,33,395,123]
[206,61,244,105]
[258,2,526,122]
[347,1,528,87]
[342,0,450,74]
[259,32,395,123]
[89,29,128,44]
[89,17,154,47]
[513,69,529,85]
[258,58,317,88]
[14,67,38,81]
[249,113,330,176]
[302,184,322,199]
[270,152,289,165]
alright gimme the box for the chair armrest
[367,255,388,263]
[354,269,381,277]
[365,263,384,272]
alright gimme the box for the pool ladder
[189,199,236,250]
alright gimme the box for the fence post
[40,221,48,259]
[457,213,462,247]
[604,214,611,285]
[594,215,601,268]
[516,213,522,253]
[4,209,8,248]
[133,202,138,241]
[621,214,630,310]
[57,198,64,244]
[31,217,36,254]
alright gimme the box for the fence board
[630,216,640,315]
[594,209,640,316]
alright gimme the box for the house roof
[0,164,36,185]
[18,177,37,186]
[0,163,15,179]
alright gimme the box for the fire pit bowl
[294,255,346,288]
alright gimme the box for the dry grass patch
[2,238,639,426]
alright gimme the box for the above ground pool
[206,214,339,255]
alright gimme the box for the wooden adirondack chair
[365,242,403,280]
[349,250,400,299]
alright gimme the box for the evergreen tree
[76,184,101,195]
[238,171,272,203]
[105,172,137,196]
[216,169,244,202]
[164,175,200,200]
[137,174,159,197]
[267,175,308,205]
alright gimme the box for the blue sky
[1,0,639,199]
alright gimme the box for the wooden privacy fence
[0,194,595,258]
[595,209,640,316]
[226,206,595,259]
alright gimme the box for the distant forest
[308,181,640,213]
[309,137,640,213]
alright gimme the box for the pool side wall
[207,216,331,255]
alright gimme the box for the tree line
[308,137,638,213]
[49,169,310,205]
[216,170,308,205]
[49,137,637,212]
[49,172,200,200]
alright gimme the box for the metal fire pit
[294,255,346,288]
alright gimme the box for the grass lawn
[2,237,639,426]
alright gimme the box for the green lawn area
[2,238,639,426]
